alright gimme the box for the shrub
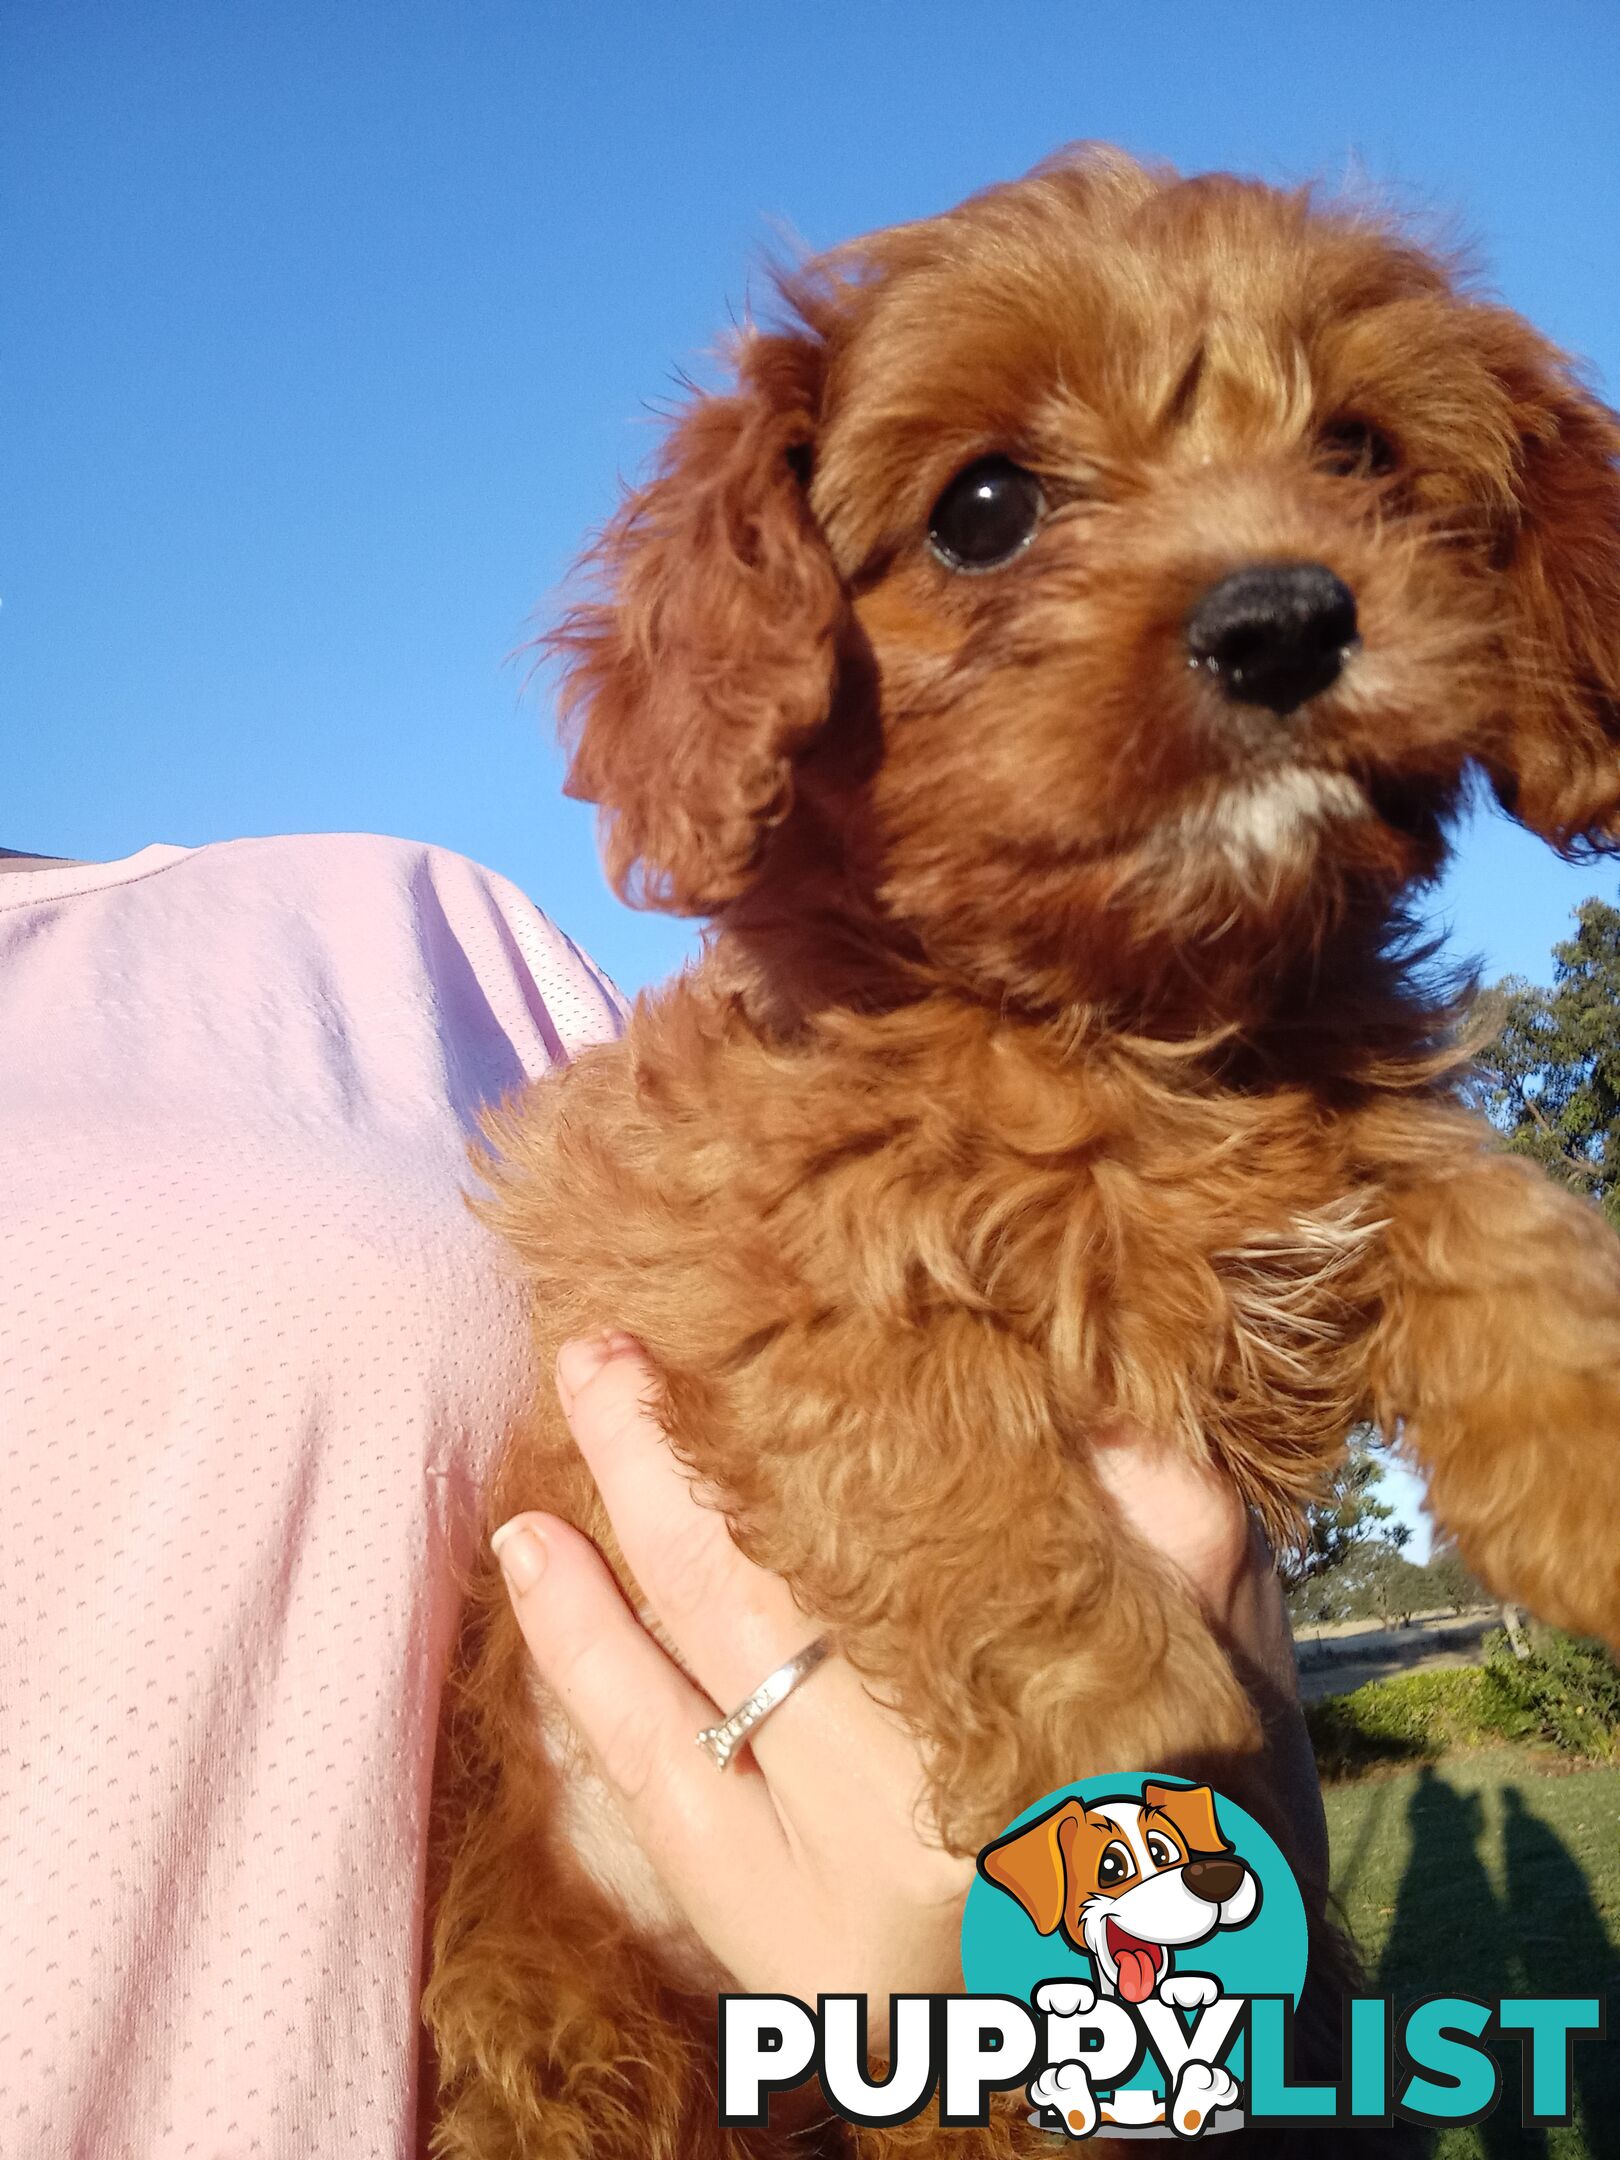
[1480,1628,1620,1763]
[1306,1666,1508,1779]
[1307,1630,1620,1779]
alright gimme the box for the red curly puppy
[424,149,1620,2157]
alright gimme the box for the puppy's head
[979,1782,1259,1999]
[553,150,1620,1019]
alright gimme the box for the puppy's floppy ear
[548,326,847,915]
[977,1800,1086,1935]
[1142,1782,1229,1857]
[1484,320,1620,853]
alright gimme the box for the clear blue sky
[8,0,1619,999]
[8,4,1619,1545]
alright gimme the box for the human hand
[1092,1425,1328,1893]
[491,1336,1318,2008]
[1089,1421,1298,1697]
[491,1333,967,2012]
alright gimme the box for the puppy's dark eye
[1317,416,1399,481]
[1144,1832,1179,1869]
[1097,1841,1134,1887]
[928,456,1046,571]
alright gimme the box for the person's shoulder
[193,830,464,884]
[185,831,535,920]
[179,832,627,1039]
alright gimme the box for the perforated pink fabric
[0,835,624,2159]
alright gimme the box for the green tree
[1289,903,1620,1636]
[1469,896,1620,1232]
[1284,1426,1413,1625]
[1346,1543,1440,1625]
[1422,1537,1490,1617]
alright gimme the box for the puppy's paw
[1034,1978,1097,2019]
[1168,2060,1239,2137]
[1157,1972,1220,2010]
[1029,2061,1097,2138]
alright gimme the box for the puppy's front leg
[1369,1141,1620,1645]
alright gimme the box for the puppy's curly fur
[424,150,1620,2156]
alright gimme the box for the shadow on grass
[1500,1789,1618,2150]
[1381,1766,1527,2158]
[1377,1766,1617,2157]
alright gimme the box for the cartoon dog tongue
[1108,1926,1161,2003]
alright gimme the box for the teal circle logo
[962,1774,1307,2132]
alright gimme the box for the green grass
[1323,1748,1620,2158]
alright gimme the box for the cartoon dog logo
[978,1782,1259,2135]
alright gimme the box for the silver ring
[695,1638,832,1771]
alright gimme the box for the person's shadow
[1378,1765,1534,2159]
[1500,1786,1619,2151]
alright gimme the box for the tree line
[1286,897,1620,1628]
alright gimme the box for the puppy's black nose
[1182,1858,1246,1906]
[1186,563,1358,715]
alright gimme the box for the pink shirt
[0,834,623,2159]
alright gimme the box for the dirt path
[1293,1608,1498,1703]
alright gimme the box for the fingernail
[492,1517,548,1593]
[556,1332,637,1395]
